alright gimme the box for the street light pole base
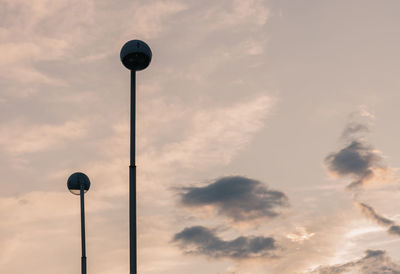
[81,256,87,274]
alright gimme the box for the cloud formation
[180,176,288,222]
[340,122,369,140]
[357,202,394,226]
[388,225,400,236]
[144,96,274,171]
[0,0,275,272]
[356,202,400,237]
[0,119,88,155]
[311,249,400,274]
[173,226,276,259]
[325,140,383,189]
[324,116,396,189]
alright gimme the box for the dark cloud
[357,202,394,227]
[356,202,400,237]
[325,140,382,189]
[325,119,395,189]
[173,226,277,259]
[311,249,400,274]
[180,176,288,222]
[388,225,400,236]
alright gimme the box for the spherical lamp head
[120,40,152,71]
[67,172,91,195]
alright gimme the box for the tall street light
[120,40,152,274]
[67,172,91,274]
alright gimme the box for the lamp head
[67,172,91,195]
[120,40,152,71]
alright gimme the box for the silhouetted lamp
[120,40,152,71]
[67,172,91,274]
[120,39,152,274]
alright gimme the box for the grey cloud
[325,119,393,189]
[357,202,400,238]
[173,226,276,259]
[325,140,382,189]
[311,249,400,274]
[357,202,394,227]
[388,225,400,236]
[180,176,288,222]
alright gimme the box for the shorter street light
[67,172,91,274]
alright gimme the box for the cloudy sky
[2,0,400,273]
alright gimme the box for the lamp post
[67,172,91,274]
[120,40,152,274]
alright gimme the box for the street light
[67,172,91,274]
[120,40,152,274]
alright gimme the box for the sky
[2,0,400,273]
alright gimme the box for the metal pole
[130,70,137,274]
[80,184,87,274]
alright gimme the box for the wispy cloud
[0,191,115,273]
[356,202,400,237]
[310,249,400,274]
[180,176,288,222]
[356,202,394,227]
[125,1,187,40]
[0,119,88,155]
[340,122,369,140]
[0,0,277,273]
[286,227,315,243]
[0,0,186,96]
[209,0,269,28]
[0,0,93,92]
[140,95,274,175]
[173,226,277,259]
